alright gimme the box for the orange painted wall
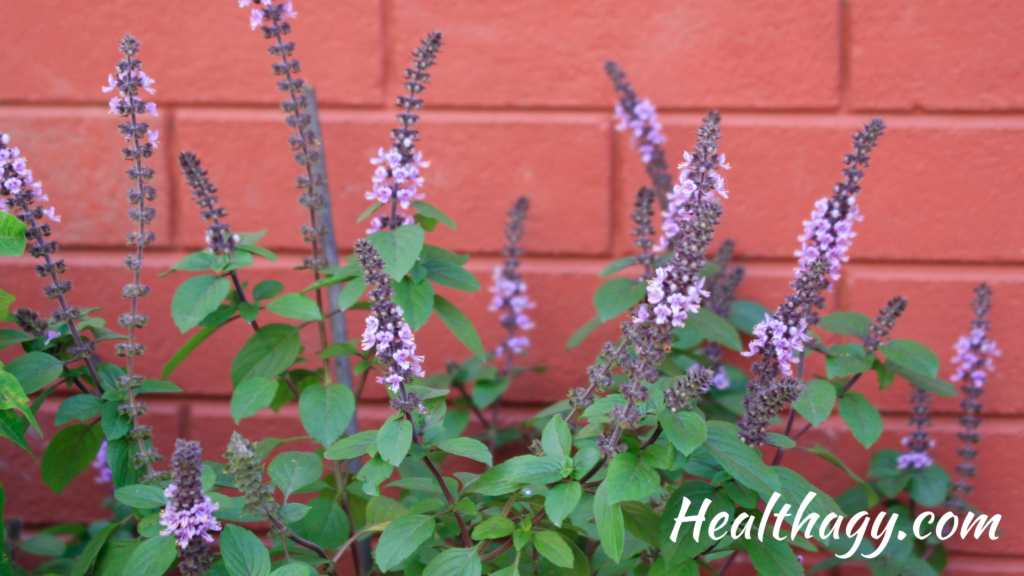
[1,2,1021,573]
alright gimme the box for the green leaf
[162,325,220,379]
[0,371,39,437]
[594,482,625,563]
[279,502,312,523]
[545,481,582,528]
[436,437,492,466]
[470,377,510,409]
[377,417,413,467]
[411,200,457,229]
[0,409,29,453]
[238,302,260,323]
[565,316,602,350]
[658,483,727,566]
[879,340,940,378]
[884,360,957,397]
[69,518,128,576]
[237,243,277,262]
[704,420,780,499]
[839,391,883,449]
[318,342,360,359]
[357,202,383,223]
[605,452,661,505]
[54,394,101,425]
[686,308,742,351]
[171,275,232,333]
[6,352,64,394]
[221,524,271,576]
[423,547,482,576]
[541,415,571,461]
[0,212,27,257]
[742,536,804,576]
[393,278,435,330]
[253,280,284,301]
[658,409,706,456]
[0,288,13,322]
[114,484,167,509]
[728,300,771,334]
[266,293,322,321]
[421,259,479,291]
[375,514,436,572]
[268,451,323,498]
[122,536,177,576]
[324,430,377,460]
[268,566,313,576]
[0,329,34,350]
[231,377,278,424]
[18,533,66,557]
[826,343,874,380]
[620,500,662,547]
[433,294,485,359]
[230,324,301,385]
[337,278,367,311]
[533,531,574,568]
[291,498,350,550]
[598,256,637,278]
[41,422,103,493]
[298,384,355,448]
[421,244,469,265]
[774,466,844,519]
[910,465,950,507]
[367,224,425,280]
[766,433,796,449]
[92,539,138,576]
[594,278,645,322]
[163,251,219,276]
[472,516,515,540]
[101,400,131,440]
[818,312,873,338]
[791,379,836,428]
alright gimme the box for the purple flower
[606,62,672,207]
[92,439,113,484]
[491,198,534,359]
[355,240,427,413]
[363,34,442,231]
[159,439,220,575]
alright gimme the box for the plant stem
[452,382,490,429]
[403,410,472,547]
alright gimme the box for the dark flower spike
[489,197,534,362]
[948,284,1000,512]
[106,34,164,480]
[160,439,221,575]
[355,239,426,415]
[0,131,102,389]
[738,119,886,447]
[588,111,728,458]
[365,31,443,234]
[863,295,907,354]
[703,240,745,390]
[664,366,714,412]
[606,61,672,209]
[241,0,335,379]
[224,432,280,521]
[630,186,657,279]
[178,152,239,256]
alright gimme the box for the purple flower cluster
[794,119,885,283]
[656,149,730,253]
[0,136,56,221]
[365,31,443,234]
[366,147,428,233]
[160,440,221,575]
[490,197,533,359]
[605,61,672,206]
[242,0,331,272]
[585,111,726,458]
[949,284,998,511]
[355,240,426,414]
[897,384,935,470]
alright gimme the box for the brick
[172,109,612,256]
[0,107,173,248]
[615,114,1024,263]
[841,264,1023,416]
[0,399,181,525]
[849,0,1024,111]
[787,415,1024,556]
[388,0,839,110]
[0,0,382,106]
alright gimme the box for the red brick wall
[1,1,1021,573]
